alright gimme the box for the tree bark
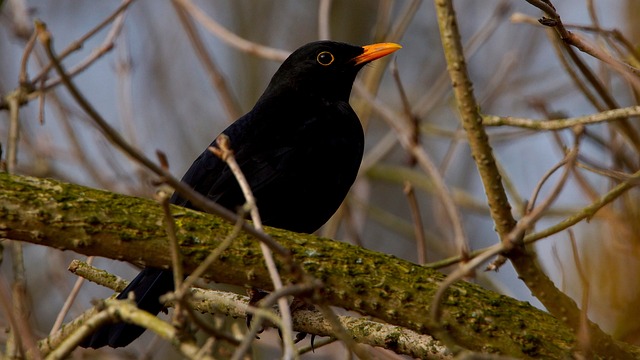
[1,173,636,358]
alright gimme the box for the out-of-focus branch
[172,0,243,122]
[355,83,469,261]
[173,0,289,61]
[0,0,132,111]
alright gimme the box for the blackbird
[82,40,401,348]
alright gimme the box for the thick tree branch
[2,173,638,358]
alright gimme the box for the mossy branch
[2,173,637,358]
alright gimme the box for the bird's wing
[169,115,298,211]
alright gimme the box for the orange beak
[352,43,402,65]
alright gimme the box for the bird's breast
[239,100,364,232]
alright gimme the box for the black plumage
[82,40,401,348]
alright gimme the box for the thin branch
[521,0,640,152]
[6,96,20,174]
[158,189,184,289]
[174,0,289,61]
[524,167,640,244]
[569,230,592,359]
[49,256,95,335]
[51,299,216,360]
[355,83,469,260]
[31,0,134,84]
[0,275,42,360]
[403,181,428,264]
[433,0,516,241]
[172,0,243,122]
[483,106,640,130]
[318,0,331,40]
[177,210,245,294]
[209,135,297,360]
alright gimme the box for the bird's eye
[316,51,335,66]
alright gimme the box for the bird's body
[173,89,364,233]
[82,40,400,349]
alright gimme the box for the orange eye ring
[316,51,335,66]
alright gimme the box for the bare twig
[174,0,289,61]
[32,0,134,84]
[483,106,640,130]
[52,299,216,360]
[6,96,21,174]
[569,230,592,359]
[49,256,95,335]
[67,259,445,359]
[522,0,640,153]
[209,135,297,360]
[158,188,184,290]
[18,30,38,85]
[172,0,243,122]
[403,181,428,264]
[355,83,469,260]
[0,275,42,360]
[318,0,332,40]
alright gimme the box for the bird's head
[262,41,401,103]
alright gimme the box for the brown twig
[173,0,289,61]
[523,0,640,153]
[569,230,592,359]
[403,181,428,264]
[318,0,332,40]
[172,0,243,122]
[355,83,469,260]
[31,0,134,85]
[57,299,215,360]
[49,256,95,335]
[209,135,297,360]
[0,275,42,360]
[482,105,640,130]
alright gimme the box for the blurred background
[1,0,639,358]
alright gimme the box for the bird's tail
[80,268,175,348]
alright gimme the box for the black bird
[82,40,401,348]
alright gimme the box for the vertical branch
[403,181,428,264]
[318,0,331,40]
[432,0,516,239]
[433,2,634,358]
[568,230,592,359]
[6,96,20,174]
